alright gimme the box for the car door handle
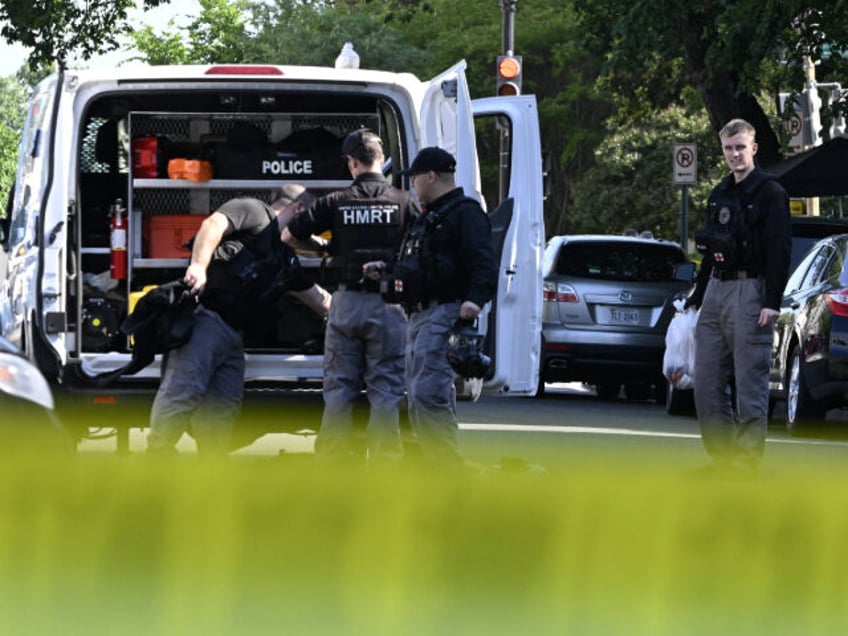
[790,301,800,309]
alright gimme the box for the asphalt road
[77,382,848,475]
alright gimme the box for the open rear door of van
[419,60,482,204]
[419,67,544,396]
[472,96,545,396]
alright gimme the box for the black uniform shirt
[689,168,791,310]
[418,187,498,308]
[201,197,312,329]
[287,172,419,282]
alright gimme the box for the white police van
[0,59,544,435]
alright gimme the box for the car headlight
[0,352,55,411]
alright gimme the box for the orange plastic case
[167,158,213,182]
[142,215,206,258]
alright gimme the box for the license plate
[605,307,639,325]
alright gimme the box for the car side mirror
[674,262,696,282]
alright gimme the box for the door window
[473,114,512,211]
[7,76,57,254]
[799,245,833,291]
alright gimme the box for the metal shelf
[133,178,350,190]
[133,258,189,269]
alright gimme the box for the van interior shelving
[74,89,397,358]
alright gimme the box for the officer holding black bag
[282,129,419,465]
[687,119,791,472]
[147,184,330,456]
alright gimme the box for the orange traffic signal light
[496,54,522,96]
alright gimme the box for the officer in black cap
[282,128,419,465]
[366,146,497,468]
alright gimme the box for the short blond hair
[720,118,756,139]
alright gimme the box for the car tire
[785,345,825,434]
[534,376,546,398]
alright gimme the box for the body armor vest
[696,173,772,272]
[329,195,407,282]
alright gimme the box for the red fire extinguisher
[110,199,128,280]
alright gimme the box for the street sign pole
[672,143,697,252]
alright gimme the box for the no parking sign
[673,143,697,184]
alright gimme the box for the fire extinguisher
[110,199,128,280]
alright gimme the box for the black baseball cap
[341,128,382,156]
[400,147,457,175]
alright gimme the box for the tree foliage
[2,0,846,238]
[0,74,28,205]
[570,105,722,242]
[0,0,172,68]
[575,0,848,165]
[129,0,250,65]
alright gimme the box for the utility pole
[803,56,820,216]
[498,0,518,201]
[501,0,516,55]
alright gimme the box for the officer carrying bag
[92,280,197,386]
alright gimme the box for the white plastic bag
[663,300,698,390]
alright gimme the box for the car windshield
[555,242,686,282]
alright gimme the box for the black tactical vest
[696,172,772,272]
[387,195,477,307]
[329,193,408,282]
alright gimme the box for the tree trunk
[701,71,782,167]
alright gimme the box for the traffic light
[496,54,522,96]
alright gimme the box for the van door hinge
[48,220,64,245]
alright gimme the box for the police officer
[389,146,497,467]
[282,129,419,464]
[147,184,331,457]
[687,119,791,471]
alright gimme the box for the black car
[786,215,848,272]
[770,232,848,432]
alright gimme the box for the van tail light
[825,289,848,316]
[543,281,578,303]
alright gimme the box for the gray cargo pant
[406,301,465,466]
[694,276,772,467]
[147,305,244,456]
[316,290,406,463]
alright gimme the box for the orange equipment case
[142,215,206,258]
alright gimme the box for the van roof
[63,63,423,87]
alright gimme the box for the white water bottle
[335,42,360,70]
